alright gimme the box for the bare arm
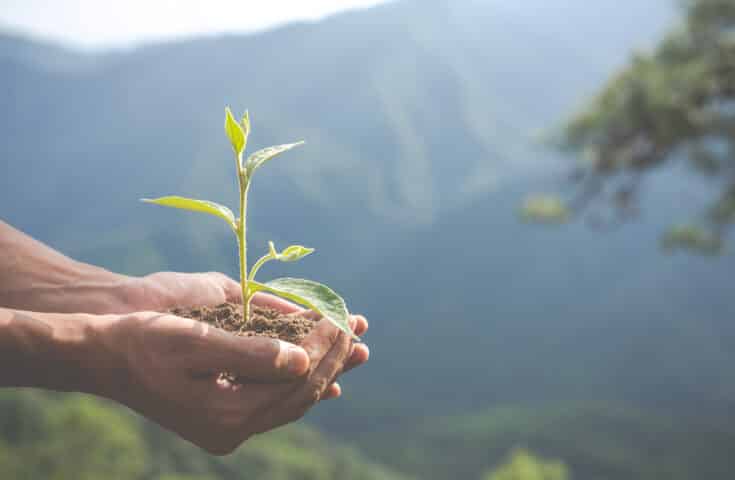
[0,220,292,314]
[0,220,134,313]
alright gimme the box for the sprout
[142,108,356,339]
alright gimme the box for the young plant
[142,108,356,339]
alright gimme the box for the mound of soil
[170,302,317,344]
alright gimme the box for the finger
[299,316,348,372]
[343,343,370,374]
[250,292,302,314]
[146,272,231,308]
[212,271,303,314]
[351,314,368,337]
[245,320,354,433]
[188,327,310,382]
[289,321,354,408]
[208,272,242,304]
[230,316,345,415]
[321,382,341,400]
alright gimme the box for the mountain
[2,0,734,465]
[1,0,677,237]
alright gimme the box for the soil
[170,302,317,344]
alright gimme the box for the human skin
[0,220,369,454]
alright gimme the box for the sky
[0,0,390,50]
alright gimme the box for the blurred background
[2,0,735,478]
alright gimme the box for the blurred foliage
[661,223,723,253]
[6,390,734,480]
[0,390,410,480]
[0,391,148,480]
[361,403,735,480]
[519,195,570,224]
[555,0,735,252]
[483,449,569,480]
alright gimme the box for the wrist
[0,309,126,395]
[51,265,138,315]
[0,263,137,315]
[70,312,133,400]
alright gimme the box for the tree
[523,0,735,254]
[483,449,569,480]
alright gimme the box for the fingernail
[348,316,357,330]
[286,345,309,376]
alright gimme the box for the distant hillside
[4,0,733,441]
[0,0,676,236]
[0,390,409,480]
[361,403,735,480]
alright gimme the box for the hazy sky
[0,0,390,49]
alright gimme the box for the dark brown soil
[170,302,317,344]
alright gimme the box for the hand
[128,271,369,401]
[125,270,301,312]
[124,271,243,312]
[97,310,368,455]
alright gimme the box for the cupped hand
[127,270,369,401]
[97,308,368,455]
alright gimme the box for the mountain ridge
[3,0,732,442]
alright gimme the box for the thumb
[201,272,242,304]
[190,327,310,382]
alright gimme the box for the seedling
[142,108,356,339]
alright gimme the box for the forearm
[0,307,122,395]
[0,220,135,313]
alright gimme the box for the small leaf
[277,245,315,262]
[519,194,570,224]
[241,110,251,136]
[250,278,357,339]
[141,196,236,231]
[246,141,304,176]
[224,107,246,156]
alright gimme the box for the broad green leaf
[246,141,304,176]
[141,196,236,231]
[250,278,357,339]
[224,107,246,156]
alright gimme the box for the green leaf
[141,196,237,231]
[250,278,357,339]
[248,243,315,282]
[276,244,315,262]
[246,141,304,176]
[241,110,251,137]
[224,107,246,156]
[519,194,570,224]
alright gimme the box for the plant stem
[239,179,250,324]
[248,253,272,283]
